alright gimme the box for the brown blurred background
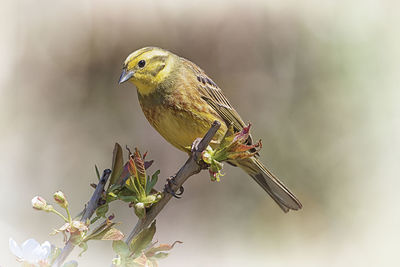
[1,0,399,266]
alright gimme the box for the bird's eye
[138,60,146,68]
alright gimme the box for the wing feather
[181,58,247,133]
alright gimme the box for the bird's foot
[164,176,184,199]
[191,138,220,153]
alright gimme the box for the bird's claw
[164,176,184,199]
[176,185,184,196]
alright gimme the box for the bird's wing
[181,58,247,133]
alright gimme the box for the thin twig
[125,121,221,244]
[52,169,111,267]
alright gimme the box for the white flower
[31,196,47,210]
[9,238,52,265]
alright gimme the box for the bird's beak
[118,69,134,84]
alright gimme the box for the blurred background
[1,0,399,266]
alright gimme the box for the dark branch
[52,169,111,267]
[125,121,221,243]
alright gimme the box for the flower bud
[32,196,47,210]
[134,202,146,218]
[53,191,68,208]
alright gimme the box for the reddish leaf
[130,220,157,255]
[128,156,137,177]
[119,161,131,185]
[134,149,146,179]
[232,123,251,143]
[144,160,154,170]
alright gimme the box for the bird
[118,47,302,212]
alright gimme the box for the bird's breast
[137,89,227,152]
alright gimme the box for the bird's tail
[236,157,302,212]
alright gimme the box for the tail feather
[236,157,302,212]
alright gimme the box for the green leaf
[113,240,130,257]
[90,226,124,241]
[99,227,125,240]
[84,218,125,241]
[118,195,138,203]
[96,204,109,218]
[108,183,123,192]
[106,192,118,202]
[219,124,235,148]
[134,202,146,218]
[130,220,156,256]
[133,175,146,200]
[84,220,110,239]
[90,216,100,224]
[145,170,160,195]
[118,187,137,197]
[153,252,169,259]
[95,165,101,181]
[110,143,124,187]
[125,176,140,196]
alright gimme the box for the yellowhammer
[118,47,302,212]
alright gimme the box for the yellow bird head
[118,47,175,95]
